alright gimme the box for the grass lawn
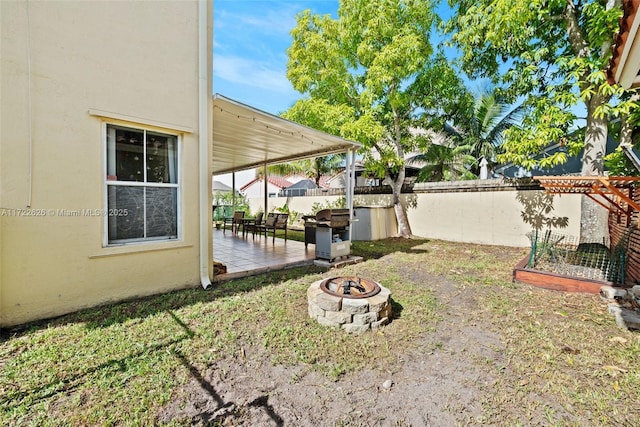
[1,235,638,425]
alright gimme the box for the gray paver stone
[341,298,369,314]
[315,292,342,311]
[371,317,390,330]
[367,295,389,313]
[307,286,324,301]
[325,310,352,324]
[317,316,341,328]
[353,311,378,325]
[600,286,628,300]
[308,301,325,319]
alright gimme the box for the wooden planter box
[512,256,615,294]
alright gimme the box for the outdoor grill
[314,208,352,261]
[302,215,317,248]
[315,208,350,227]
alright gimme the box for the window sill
[89,240,193,259]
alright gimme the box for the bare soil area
[158,245,617,426]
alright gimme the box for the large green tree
[446,0,630,241]
[286,0,467,237]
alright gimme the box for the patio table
[239,217,258,238]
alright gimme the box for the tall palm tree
[447,89,523,176]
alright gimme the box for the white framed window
[104,123,180,245]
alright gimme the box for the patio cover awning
[535,176,640,218]
[212,94,361,175]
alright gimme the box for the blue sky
[212,0,456,186]
[213,0,340,115]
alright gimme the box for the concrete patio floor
[212,227,315,281]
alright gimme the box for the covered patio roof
[212,94,361,175]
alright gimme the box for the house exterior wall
[0,1,211,326]
[242,181,283,199]
[248,180,582,247]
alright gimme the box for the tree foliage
[407,132,476,182]
[445,0,626,172]
[286,0,467,236]
[446,89,524,174]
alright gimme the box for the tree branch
[563,0,590,59]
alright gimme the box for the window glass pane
[107,125,144,182]
[108,186,144,241]
[146,187,178,238]
[105,124,179,245]
[146,132,177,184]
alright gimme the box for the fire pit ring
[307,276,392,333]
[319,276,381,299]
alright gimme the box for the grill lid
[316,208,350,221]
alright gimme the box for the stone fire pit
[307,276,392,333]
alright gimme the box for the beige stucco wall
[1,1,210,326]
[407,190,581,247]
[247,183,582,247]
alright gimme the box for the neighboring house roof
[608,0,640,88]
[239,176,293,192]
[212,180,232,192]
[494,133,619,178]
[285,179,317,190]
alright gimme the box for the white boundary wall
[247,179,582,247]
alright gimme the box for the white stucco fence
[246,179,582,248]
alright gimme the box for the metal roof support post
[263,163,268,215]
[345,149,352,216]
[232,172,236,213]
[351,150,357,221]
[345,149,356,221]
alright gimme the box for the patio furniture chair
[242,212,264,239]
[255,212,276,239]
[223,210,244,235]
[265,213,288,244]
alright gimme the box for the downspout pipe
[199,0,212,289]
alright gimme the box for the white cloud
[215,3,300,38]
[214,55,293,93]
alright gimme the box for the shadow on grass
[389,298,404,320]
[1,266,323,337]
[173,349,284,426]
[0,310,193,412]
[1,237,429,337]
[351,237,431,260]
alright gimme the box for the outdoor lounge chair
[223,211,244,235]
[255,212,276,240]
[264,213,288,244]
[242,212,264,238]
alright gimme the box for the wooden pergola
[535,176,640,219]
